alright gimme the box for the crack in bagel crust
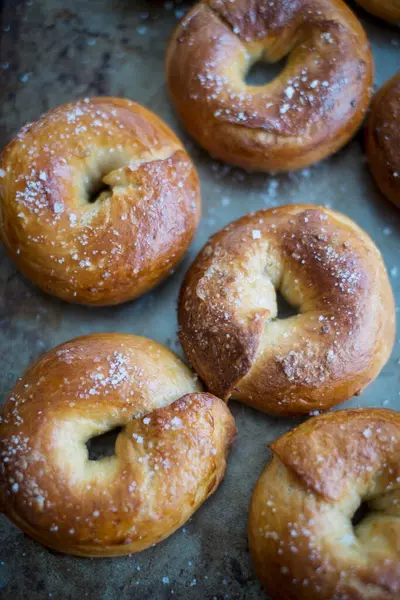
[249,409,400,600]
[365,72,400,209]
[0,334,236,557]
[166,0,374,172]
[178,205,395,415]
[0,98,201,305]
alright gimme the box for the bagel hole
[276,290,298,320]
[83,150,130,205]
[86,426,123,460]
[87,179,112,204]
[245,57,287,87]
[351,501,370,528]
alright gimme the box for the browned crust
[366,73,400,209]
[0,333,236,557]
[166,0,374,172]
[179,205,395,415]
[355,0,400,24]
[0,97,201,305]
[249,408,400,600]
[271,408,400,501]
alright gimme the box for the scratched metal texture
[0,1,399,599]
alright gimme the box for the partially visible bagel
[355,0,400,24]
[249,408,400,600]
[0,334,236,557]
[166,0,373,172]
[0,98,201,305]
[366,73,400,209]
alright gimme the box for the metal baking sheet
[0,1,399,598]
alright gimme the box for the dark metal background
[0,1,399,598]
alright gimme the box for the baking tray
[0,1,399,598]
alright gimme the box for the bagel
[249,408,400,600]
[355,0,400,24]
[166,0,373,172]
[0,97,201,305]
[0,334,236,557]
[365,72,400,209]
[179,205,394,416]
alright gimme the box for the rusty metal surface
[0,1,399,598]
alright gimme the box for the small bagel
[0,97,201,305]
[355,0,400,24]
[179,205,394,415]
[249,408,400,600]
[166,0,373,172]
[365,73,400,209]
[0,334,236,557]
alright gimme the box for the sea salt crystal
[285,86,295,99]
[171,416,183,429]
[321,32,333,43]
[252,230,261,239]
[280,103,290,115]
[363,428,372,439]
[36,495,45,509]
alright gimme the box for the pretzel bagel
[366,73,400,209]
[166,0,373,172]
[179,205,394,415]
[0,98,201,305]
[355,0,400,24]
[0,334,236,557]
[249,408,400,600]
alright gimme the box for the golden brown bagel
[355,0,400,24]
[166,0,374,172]
[0,334,236,557]
[366,73,400,208]
[0,98,201,305]
[179,205,395,416]
[249,408,400,600]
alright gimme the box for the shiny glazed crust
[179,205,395,415]
[249,408,400,600]
[355,0,400,24]
[0,334,236,557]
[0,97,201,305]
[365,73,400,208]
[166,0,374,172]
